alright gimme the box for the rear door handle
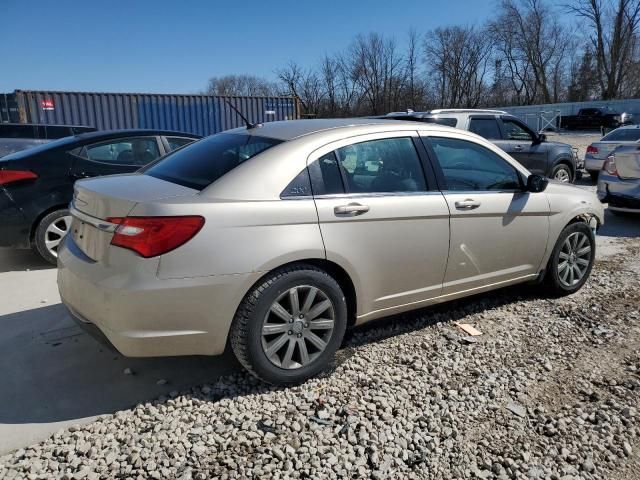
[334,203,370,216]
[454,199,481,210]
[513,145,523,151]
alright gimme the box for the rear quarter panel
[138,197,326,280]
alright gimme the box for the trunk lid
[70,173,198,261]
[614,147,640,179]
[590,141,630,160]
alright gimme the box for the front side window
[502,119,533,141]
[86,137,160,166]
[468,118,502,140]
[333,137,426,193]
[429,137,522,191]
[146,133,282,190]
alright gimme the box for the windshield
[145,133,283,190]
[601,128,640,142]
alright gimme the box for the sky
[0,0,495,94]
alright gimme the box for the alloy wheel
[554,168,571,183]
[261,285,335,369]
[44,215,72,258]
[557,231,592,287]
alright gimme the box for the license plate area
[71,217,108,261]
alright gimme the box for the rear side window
[421,117,458,127]
[308,152,345,195]
[146,133,282,190]
[469,118,502,140]
[601,128,640,142]
[166,136,196,151]
[86,138,160,166]
[45,126,74,139]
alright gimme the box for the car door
[422,133,550,295]
[70,136,163,179]
[310,131,450,319]
[499,117,548,175]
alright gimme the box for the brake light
[0,170,38,185]
[586,145,598,154]
[603,155,618,176]
[106,216,205,258]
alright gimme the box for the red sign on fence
[41,99,55,111]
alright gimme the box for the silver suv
[384,109,581,183]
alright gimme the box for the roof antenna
[224,99,260,129]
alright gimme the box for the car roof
[0,123,95,128]
[225,118,457,141]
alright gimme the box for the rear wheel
[551,163,573,183]
[33,209,72,265]
[230,265,347,385]
[544,222,595,295]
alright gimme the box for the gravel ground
[1,234,639,479]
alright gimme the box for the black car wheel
[230,264,347,385]
[544,222,595,296]
[34,209,72,265]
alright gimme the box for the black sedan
[0,129,201,263]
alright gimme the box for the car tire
[589,171,599,182]
[551,163,573,183]
[544,222,595,296]
[33,208,72,265]
[230,264,348,385]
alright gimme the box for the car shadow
[0,248,53,273]
[599,209,640,238]
[0,303,240,425]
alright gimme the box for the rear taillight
[106,216,205,258]
[0,170,38,185]
[586,145,598,154]
[603,155,618,176]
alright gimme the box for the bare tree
[206,74,276,96]
[277,62,325,116]
[566,0,640,99]
[489,0,572,105]
[424,25,492,108]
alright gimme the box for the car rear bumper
[597,172,640,211]
[584,156,605,173]
[57,235,259,357]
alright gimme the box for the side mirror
[538,133,547,142]
[527,174,549,193]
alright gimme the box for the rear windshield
[145,133,283,190]
[601,128,640,142]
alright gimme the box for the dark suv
[0,129,200,263]
[383,109,581,183]
[0,123,97,157]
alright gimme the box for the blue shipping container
[7,90,299,136]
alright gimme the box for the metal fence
[495,98,640,131]
[1,90,300,136]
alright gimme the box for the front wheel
[33,209,72,265]
[230,265,348,385]
[551,163,573,183]
[544,222,595,295]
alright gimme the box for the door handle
[334,203,370,216]
[454,199,481,210]
[513,145,523,151]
